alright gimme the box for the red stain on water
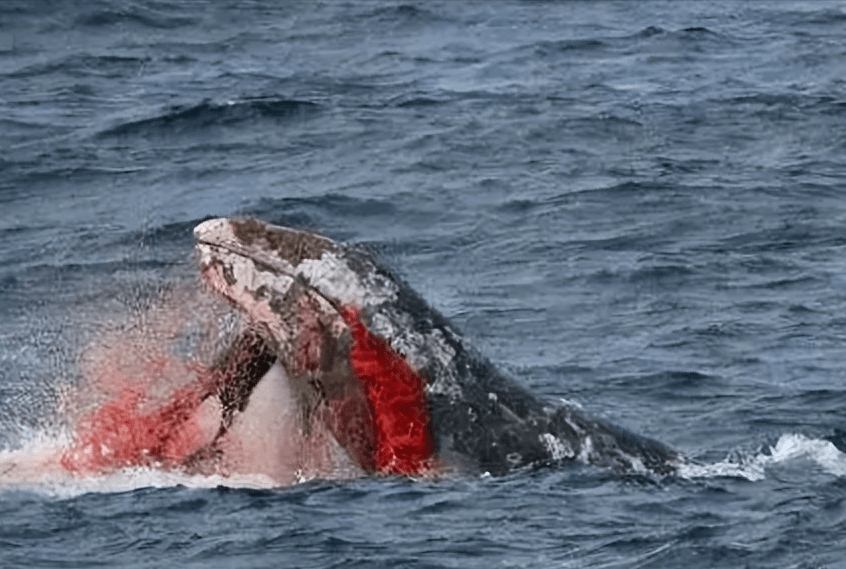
[60,353,218,474]
[341,306,435,476]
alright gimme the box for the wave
[531,25,737,61]
[73,5,196,30]
[393,96,447,108]
[6,53,151,81]
[99,98,320,138]
[361,4,447,27]
[6,431,846,497]
[244,194,400,242]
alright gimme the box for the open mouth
[192,219,436,477]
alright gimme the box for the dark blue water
[2,1,846,566]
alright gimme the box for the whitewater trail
[3,431,846,498]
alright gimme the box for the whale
[187,218,684,478]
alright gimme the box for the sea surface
[2,1,846,567]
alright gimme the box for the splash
[58,356,218,474]
[678,433,846,481]
[50,290,343,485]
[56,285,233,475]
[0,436,280,498]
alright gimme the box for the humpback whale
[56,217,681,483]
[187,218,683,478]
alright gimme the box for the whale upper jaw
[194,218,342,353]
[193,217,337,275]
[194,217,396,312]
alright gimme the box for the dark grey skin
[346,253,682,476]
[194,218,684,477]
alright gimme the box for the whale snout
[193,217,231,243]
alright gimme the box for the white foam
[768,433,846,477]
[0,419,299,498]
[678,433,846,482]
[0,433,284,498]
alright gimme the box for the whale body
[192,218,683,478]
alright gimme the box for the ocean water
[2,0,846,566]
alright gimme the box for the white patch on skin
[428,329,457,370]
[368,310,401,344]
[297,252,397,307]
[626,456,647,474]
[194,218,231,242]
[422,329,462,399]
[368,307,462,400]
[540,433,574,461]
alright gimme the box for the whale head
[193,218,399,342]
[193,218,434,477]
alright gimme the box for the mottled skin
[194,218,683,476]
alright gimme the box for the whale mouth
[191,218,378,475]
[181,296,367,483]
[192,218,436,478]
